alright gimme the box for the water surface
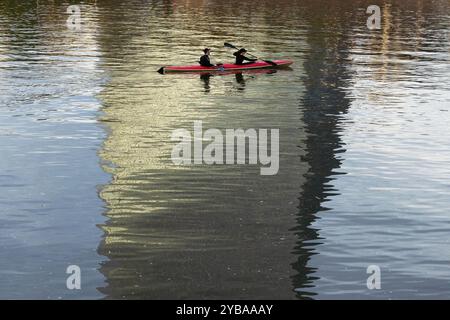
[0,0,449,299]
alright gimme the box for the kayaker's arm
[243,56,257,62]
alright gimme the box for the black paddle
[224,42,278,66]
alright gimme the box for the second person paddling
[233,48,257,65]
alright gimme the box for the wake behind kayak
[157,60,293,74]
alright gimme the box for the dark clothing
[199,54,214,67]
[233,52,257,65]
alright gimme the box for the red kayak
[158,60,293,74]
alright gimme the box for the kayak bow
[158,60,293,74]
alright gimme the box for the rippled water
[0,0,449,299]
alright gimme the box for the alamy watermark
[66,5,82,31]
[367,5,381,30]
[66,265,81,290]
[366,265,381,290]
[171,121,279,176]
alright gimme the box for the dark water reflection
[0,0,449,299]
[291,9,354,298]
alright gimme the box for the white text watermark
[171,121,279,176]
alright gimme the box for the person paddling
[199,48,215,67]
[233,48,257,65]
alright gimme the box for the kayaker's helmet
[238,48,247,54]
[203,48,211,54]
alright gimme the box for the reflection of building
[95,1,309,299]
[290,2,354,298]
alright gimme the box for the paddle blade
[224,42,238,50]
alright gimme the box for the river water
[0,0,449,299]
